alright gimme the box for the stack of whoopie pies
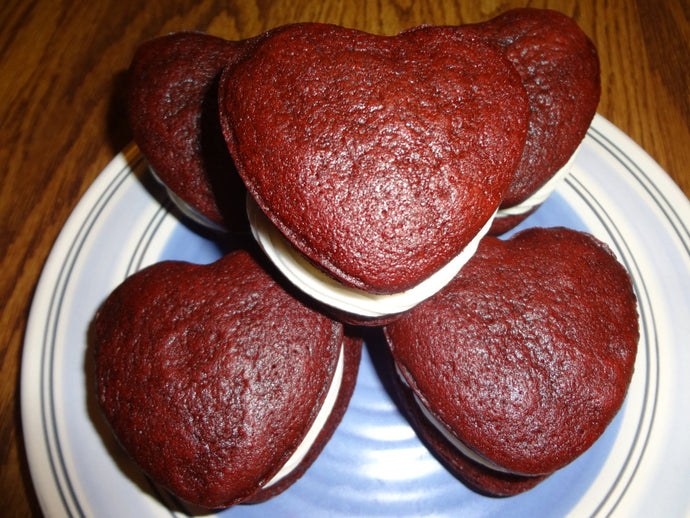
[94,8,638,509]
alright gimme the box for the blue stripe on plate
[565,172,657,516]
[42,159,136,517]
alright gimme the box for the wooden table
[1,1,688,515]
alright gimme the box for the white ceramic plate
[21,115,690,517]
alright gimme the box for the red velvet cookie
[219,23,528,297]
[128,32,251,231]
[474,9,600,233]
[384,227,638,496]
[94,250,361,508]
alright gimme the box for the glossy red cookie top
[386,227,638,476]
[128,32,249,228]
[474,9,600,207]
[94,250,343,508]
[219,23,529,294]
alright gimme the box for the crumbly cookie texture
[219,23,529,294]
[385,227,638,494]
[94,250,360,508]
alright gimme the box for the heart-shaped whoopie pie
[127,32,253,231]
[384,227,639,496]
[472,9,601,233]
[218,23,529,297]
[94,250,361,509]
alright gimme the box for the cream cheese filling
[148,166,226,233]
[396,367,530,476]
[263,343,345,489]
[413,393,523,475]
[247,196,495,318]
[495,147,580,219]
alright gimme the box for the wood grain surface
[1,1,688,516]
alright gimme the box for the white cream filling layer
[263,343,344,489]
[247,196,495,318]
[495,147,580,219]
[148,166,227,233]
[396,367,526,476]
[414,394,522,475]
